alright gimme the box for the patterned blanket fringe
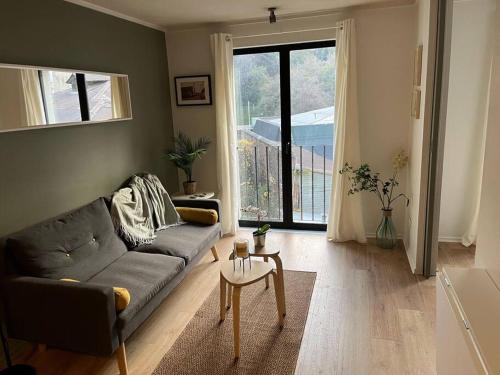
[112,218,156,248]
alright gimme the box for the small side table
[220,261,284,359]
[228,246,286,317]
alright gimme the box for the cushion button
[92,237,96,242]
[66,253,70,257]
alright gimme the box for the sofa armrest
[172,198,222,223]
[2,276,118,356]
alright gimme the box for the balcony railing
[238,143,333,224]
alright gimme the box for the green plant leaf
[165,132,211,181]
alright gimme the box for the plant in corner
[166,132,211,195]
[340,150,410,249]
[241,205,270,247]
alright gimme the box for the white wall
[166,28,218,191]
[166,3,416,236]
[439,0,495,243]
[404,0,436,273]
[355,5,415,237]
[475,3,500,269]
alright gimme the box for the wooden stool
[219,260,284,359]
[250,246,286,317]
[228,246,286,317]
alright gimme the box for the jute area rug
[153,270,316,375]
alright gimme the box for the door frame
[234,40,336,231]
[423,0,454,277]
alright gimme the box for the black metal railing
[238,143,332,223]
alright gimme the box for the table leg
[211,245,219,261]
[232,287,241,358]
[227,284,232,309]
[264,256,269,289]
[272,255,286,317]
[271,271,284,328]
[220,275,226,321]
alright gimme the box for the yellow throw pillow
[176,207,218,225]
[60,279,130,312]
[112,287,130,312]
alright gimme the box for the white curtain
[326,19,367,243]
[111,76,131,119]
[20,69,46,126]
[210,33,240,235]
[461,62,492,247]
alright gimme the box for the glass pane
[290,47,336,223]
[85,74,112,121]
[234,52,282,222]
[40,71,81,123]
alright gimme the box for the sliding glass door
[234,41,336,229]
[234,51,282,222]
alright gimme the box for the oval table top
[220,260,273,287]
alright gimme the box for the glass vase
[376,209,397,249]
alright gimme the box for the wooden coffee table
[228,246,286,317]
[219,260,284,359]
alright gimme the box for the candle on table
[234,239,249,258]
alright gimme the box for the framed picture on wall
[175,75,212,106]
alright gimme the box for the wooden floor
[17,232,475,375]
[437,241,476,270]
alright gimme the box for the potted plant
[241,206,270,247]
[166,132,211,195]
[340,150,410,249]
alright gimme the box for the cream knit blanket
[111,174,180,247]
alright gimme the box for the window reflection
[0,65,132,132]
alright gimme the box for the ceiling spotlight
[268,7,277,24]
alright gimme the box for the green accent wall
[0,0,178,236]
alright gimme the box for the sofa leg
[211,246,219,261]
[116,343,129,375]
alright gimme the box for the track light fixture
[268,7,277,24]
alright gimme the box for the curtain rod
[230,25,342,40]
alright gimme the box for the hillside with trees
[234,47,335,125]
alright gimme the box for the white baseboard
[438,236,463,243]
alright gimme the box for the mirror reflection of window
[86,74,112,121]
[0,65,132,132]
[40,71,82,124]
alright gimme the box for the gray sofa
[0,196,221,373]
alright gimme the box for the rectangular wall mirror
[0,64,132,133]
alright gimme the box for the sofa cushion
[133,222,221,264]
[6,198,127,280]
[87,251,185,328]
[176,207,218,225]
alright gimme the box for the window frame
[234,39,336,231]
[38,72,92,124]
